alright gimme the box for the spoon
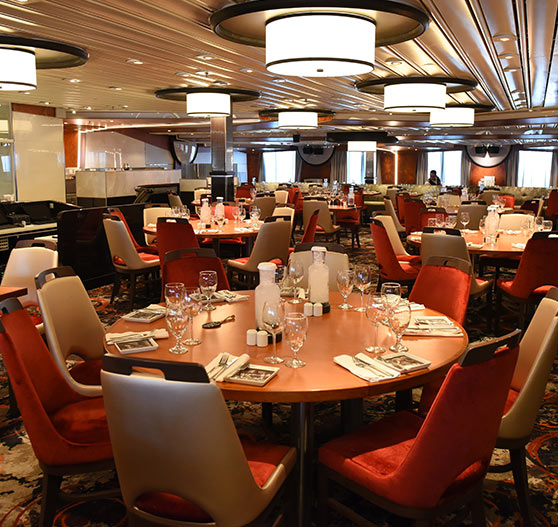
[202,314,236,329]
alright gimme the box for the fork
[352,356,389,378]
[209,353,229,379]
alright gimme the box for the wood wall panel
[11,103,56,117]
[300,161,331,181]
[247,151,262,181]
[398,151,419,184]
[64,128,79,167]
[379,152,395,184]
[469,163,507,186]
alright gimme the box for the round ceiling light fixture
[259,108,335,129]
[210,1,429,78]
[347,140,377,151]
[154,87,260,118]
[356,76,478,113]
[430,103,494,128]
[0,35,88,91]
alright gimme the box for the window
[262,151,296,183]
[517,150,553,187]
[427,150,462,186]
[346,151,366,184]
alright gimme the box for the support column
[210,116,234,201]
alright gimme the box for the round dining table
[106,291,468,526]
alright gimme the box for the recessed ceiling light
[0,26,15,33]
[240,67,254,73]
[493,33,517,42]
[196,70,210,76]
[120,105,128,109]
[422,62,436,67]
[504,66,520,72]
[196,53,213,60]
[168,129,172,132]
[110,120,114,122]
[272,77,286,83]
[499,52,518,59]
[109,86,122,90]
[212,80,228,86]
[82,106,92,110]
[125,58,143,65]
[385,57,403,65]
[63,78,80,83]
[175,71,190,77]
[20,91,31,95]
[71,109,77,114]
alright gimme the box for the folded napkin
[512,242,526,250]
[205,352,250,382]
[105,328,169,345]
[467,242,484,249]
[502,229,522,235]
[334,353,400,383]
[142,304,167,313]
[404,326,462,337]
[461,229,479,234]
[393,301,424,313]
[195,228,220,234]
[213,290,249,303]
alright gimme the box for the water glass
[380,282,401,312]
[232,206,241,224]
[365,294,386,354]
[459,211,470,230]
[353,265,371,313]
[336,269,354,310]
[262,301,284,364]
[165,282,185,307]
[535,216,544,232]
[284,313,308,368]
[238,205,246,222]
[183,288,201,346]
[288,258,304,304]
[542,220,553,232]
[215,214,225,232]
[166,305,188,354]
[446,215,457,229]
[199,270,217,311]
[435,213,445,228]
[388,304,411,352]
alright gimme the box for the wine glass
[388,303,411,352]
[250,206,261,227]
[165,282,185,307]
[542,220,553,232]
[521,216,534,241]
[287,258,304,304]
[380,282,401,313]
[262,301,284,364]
[446,214,457,229]
[365,294,386,354]
[534,216,544,232]
[336,269,354,310]
[479,216,487,243]
[459,211,470,230]
[182,288,201,346]
[435,213,445,228]
[166,304,188,354]
[284,313,308,368]
[215,214,225,232]
[199,270,217,311]
[238,205,246,222]
[232,206,240,224]
[353,265,370,313]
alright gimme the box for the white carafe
[485,205,500,245]
[200,198,211,225]
[254,262,281,330]
[308,246,330,305]
[215,196,225,219]
[347,186,355,207]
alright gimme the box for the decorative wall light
[0,35,88,91]
[210,1,429,77]
[347,140,377,151]
[356,76,477,113]
[259,108,334,129]
[430,103,493,128]
[155,87,260,117]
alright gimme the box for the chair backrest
[239,220,292,272]
[274,190,289,204]
[385,187,398,205]
[156,217,199,263]
[168,193,183,208]
[420,232,469,265]
[422,226,461,236]
[103,215,158,270]
[101,354,290,526]
[409,255,472,325]
[375,215,408,257]
[499,213,532,230]
[143,206,172,244]
[272,206,295,232]
[36,266,105,396]
[15,239,57,251]
[301,209,320,244]
[390,331,519,508]
[480,189,501,205]
[383,198,405,233]
[1,246,58,306]
[402,199,423,234]
[194,188,211,201]
[504,231,558,298]
[107,207,143,251]
[370,220,416,282]
[253,196,276,220]
[456,203,488,229]
[395,192,409,221]
[520,199,542,216]
[0,298,108,466]
[546,189,558,217]
[163,248,230,291]
[436,193,461,208]
[500,194,515,208]
[289,248,349,290]
[419,208,448,229]
[303,200,336,233]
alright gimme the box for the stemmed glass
[353,265,371,313]
[183,287,201,346]
[250,206,261,227]
[165,283,187,354]
[446,215,457,229]
[215,213,225,232]
[284,313,308,368]
[388,303,411,352]
[262,301,284,364]
[459,211,470,230]
[336,269,354,310]
[238,205,246,223]
[479,216,487,243]
[287,258,304,303]
[365,293,386,354]
[199,270,217,311]
[232,206,240,224]
[165,282,185,306]
[380,282,401,315]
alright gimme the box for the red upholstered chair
[419,207,448,230]
[288,208,319,256]
[501,194,516,208]
[235,184,253,199]
[156,217,199,264]
[496,231,558,328]
[163,248,230,292]
[545,189,558,219]
[520,199,543,216]
[409,255,473,326]
[402,198,424,234]
[101,355,295,527]
[395,192,409,222]
[370,220,419,290]
[318,330,520,527]
[0,298,114,527]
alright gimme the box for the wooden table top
[106,291,468,404]
[407,230,528,257]
[0,286,28,301]
[144,220,262,240]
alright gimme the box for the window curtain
[550,151,558,187]
[294,151,302,182]
[375,152,382,183]
[415,151,428,183]
[330,149,347,183]
[460,147,471,186]
[505,146,520,186]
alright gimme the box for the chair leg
[317,466,329,527]
[470,490,486,526]
[129,271,137,310]
[262,402,273,427]
[110,272,121,304]
[40,471,62,527]
[510,447,535,527]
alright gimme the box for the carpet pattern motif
[0,229,557,526]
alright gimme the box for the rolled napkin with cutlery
[105,328,169,345]
[205,352,251,382]
[333,353,400,383]
[404,315,463,337]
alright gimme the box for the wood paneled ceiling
[1,0,558,149]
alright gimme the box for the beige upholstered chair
[383,198,405,234]
[437,193,461,208]
[253,196,276,220]
[499,213,533,230]
[274,190,289,204]
[420,232,492,298]
[103,215,160,307]
[143,205,172,245]
[227,219,291,286]
[385,187,398,206]
[303,200,341,242]
[101,355,296,527]
[168,193,183,208]
[290,243,349,291]
[36,266,105,397]
[272,206,295,238]
[480,189,501,205]
[493,287,558,526]
[456,203,488,230]
[375,215,420,267]
[194,187,211,201]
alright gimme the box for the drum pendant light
[430,107,475,127]
[384,82,446,112]
[278,111,318,129]
[0,48,37,90]
[186,92,231,117]
[347,141,377,152]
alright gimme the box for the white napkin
[205,352,251,382]
[410,231,422,236]
[404,327,462,337]
[512,243,526,250]
[393,302,424,313]
[467,242,484,249]
[334,354,399,383]
[234,227,253,232]
[106,328,169,345]
[142,304,166,313]
[213,290,249,303]
[461,229,478,234]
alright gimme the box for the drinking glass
[353,265,370,313]
[542,220,553,232]
[446,215,457,229]
[238,205,246,222]
[166,305,188,354]
[250,206,261,227]
[521,216,534,240]
[232,206,240,224]
[535,216,544,232]
[388,303,411,352]
[284,313,308,368]
[183,288,201,345]
[427,217,437,228]
[336,269,354,310]
[365,294,386,354]
[215,214,225,232]
[287,258,304,304]
[262,301,284,364]
[459,211,470,230]
[199,270,217,311]
[380,282,401,312]
[165,282,185,307]
[479,216,486,242]
[435,213,445,228]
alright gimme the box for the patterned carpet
[0,228,557,526]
